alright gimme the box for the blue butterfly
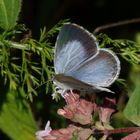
[53,23,120,96]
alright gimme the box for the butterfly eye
[55,87,61,91]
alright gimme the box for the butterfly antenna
[27,79,53,98]
[35,79,53,91]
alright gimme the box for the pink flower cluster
[36,92,117,140]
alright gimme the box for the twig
[95,127,139,136]
[93,18,140,34]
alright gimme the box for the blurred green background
[0,0,140,139]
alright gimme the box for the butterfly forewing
[67,48,120,87]
[54,23,98,74]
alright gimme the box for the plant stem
[9,41,30,50]
[93,18,140,34]
[6,41,43,51]
[101,127,139,136]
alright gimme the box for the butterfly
[53,23,120,96]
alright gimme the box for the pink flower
[57,92,94,125]
[121,130,140,140]
[98,97,116,123]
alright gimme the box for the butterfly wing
[54,23,98,74]
[53,74,113,93]
[67,48,120,87]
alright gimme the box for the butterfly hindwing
[67,48,120,87]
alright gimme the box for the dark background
[22,0,140,39]
[1,0,140,139]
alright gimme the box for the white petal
[35,120,52,139]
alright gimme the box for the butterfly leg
[52,86,63,99]
[61,89,76,99]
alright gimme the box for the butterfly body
[53,23,120,95]
[53,74,114,95]
[53,74,94,91]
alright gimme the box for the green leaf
[96,34,140,65]
[0,89,38,140]
[123,75,140,126]
[0,0,22,30]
